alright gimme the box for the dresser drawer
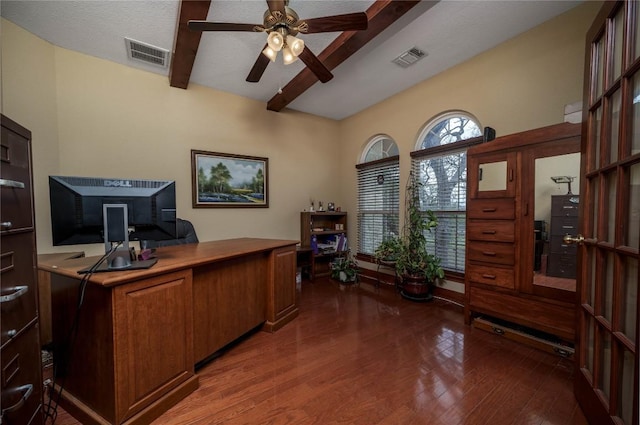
[467,242,515,265]
[1,125,33,233]
[467,220,514,242]
[1,233,38,347]
[1,324,43,425]
[467,264,515,289]
[550,217,578,235]
[467,198,515,220]
[551,195,579,216]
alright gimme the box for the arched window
[412,112,483,273]
[357,136,400,256]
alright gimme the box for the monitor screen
[49,175,177,246]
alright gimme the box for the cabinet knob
[563,234,584,245]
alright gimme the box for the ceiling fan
[188,0,368,84]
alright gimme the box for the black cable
[43,243,120,424]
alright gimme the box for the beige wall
[2,1,600,266]
[2,19,342,256]
[337,2,600,291]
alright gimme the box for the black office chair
[141,218,199,248]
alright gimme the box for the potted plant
[330,250,358,284]
[395,173,444,301]
[373,235,403,264]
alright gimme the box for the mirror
[478,160,507,191]
[533,153,581,292]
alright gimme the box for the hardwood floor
[47,278,588,425]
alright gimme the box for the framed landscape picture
[191,150,268,208]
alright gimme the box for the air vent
[392,47,427,68]
[125,38,170,68]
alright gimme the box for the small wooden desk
[41,238,298,425]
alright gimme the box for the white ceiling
[1,0,582,120]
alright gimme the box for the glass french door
[575,1,639,424]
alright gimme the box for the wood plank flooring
[47,278,588,425]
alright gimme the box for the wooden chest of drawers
[1,115,43,425]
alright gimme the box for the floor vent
[125,38,170,68]
[392,47,427,68]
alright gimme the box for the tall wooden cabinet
[300,211,347,279]
[1,115,44,424]
[465,122,581,344]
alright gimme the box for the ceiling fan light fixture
[286,35,304,56]
[262,45,278,62]
[282,46,298,65]
[267,31,284,52]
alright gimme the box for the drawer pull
[481,230,496,235]
[0,179,25,189]
[1,221,12,230]
[482,208,497,213]
[1,384,34,415]
[492,327,505,335]
[562,225,575,229]
[482,274,496,279]
[0,286,28,303]
[6,329,17,338]
[482,251,497,257]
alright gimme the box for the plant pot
[400,274,433,302]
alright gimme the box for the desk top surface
[38,238,298,287]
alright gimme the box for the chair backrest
[142,218,198,248]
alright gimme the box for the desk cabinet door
[265,246,298,331]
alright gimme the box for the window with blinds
[357,157,400,256]
[412,112,483,273]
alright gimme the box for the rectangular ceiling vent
[125,38,170,68]
[392,47,427,68]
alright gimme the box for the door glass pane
[606,171,617,243]
[595,37,605,99]
[592,106,603,170]
[629,163,640,249]
[604,252,615,322]
[617,349,635,424]
[635,2,640,60]
[633,75,640,155]
[620,258,638,344]
[598,330,612,399]
[609,90,621,163]
[592,177,600,238]
[612,8,624,81]
[585,314,595,374]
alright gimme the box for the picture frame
[191,150,269,208]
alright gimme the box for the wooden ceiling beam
[266,0,426,113]
[169,0,211,89]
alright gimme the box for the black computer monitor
[49,175,177,249]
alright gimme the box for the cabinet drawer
[467,264,514,289]
[549,235,577,255]
[1,233,37,347]
[550,217,578,235]
[551,195,579,216]
[467,220,514,242]
[1,126,33,233]
[467,242,514,265]
[467,199,515,220]
[1,324,43,425]
[547,255,577,279]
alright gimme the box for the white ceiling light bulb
[286,35,304,57]
[262,46,277,62]
[267,31,284,52]
[282,46,298,65]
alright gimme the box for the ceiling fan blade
[188,21,262,32]
[246,46,271,83]
[300,12,368,34]
[266,0,286,18]
[298,46,333,83]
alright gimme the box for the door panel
[576,1,639,424]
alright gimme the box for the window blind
[357,159,400,256]
[411,148,468,272]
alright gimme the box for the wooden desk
[41,238,298,425]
